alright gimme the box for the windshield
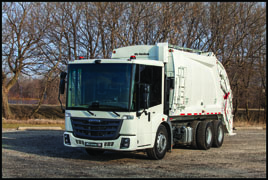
[67,63,134,111]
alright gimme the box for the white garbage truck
[59,43,235,160]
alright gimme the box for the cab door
[136,65,163,147]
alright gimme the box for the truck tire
[146,124,168,160]
[196,121,213,150]
[85,148,105,156]
[212,120,224,147]
[190,120,200,149]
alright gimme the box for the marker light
[95,59,101,64]
[130,55,136,60]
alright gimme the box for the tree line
[2,2,266,121]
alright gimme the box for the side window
[140,65,152,84]
[138,65,162,108]
[151,66,162,106]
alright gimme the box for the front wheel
[146,124,168,160]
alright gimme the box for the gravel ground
[2,128,266,178]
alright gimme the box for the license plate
[85,142,102,148]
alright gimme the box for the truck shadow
[172,144,201,150]
[2,130,149,161]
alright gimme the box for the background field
[2,104,65,129]
[2,104,265,129]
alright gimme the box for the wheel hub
[157,132,167,153]
[206,127,212,145]
[218,126,223,142]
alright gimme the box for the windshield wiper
[87,105,95,116]
[87,110,95,116]
[111,111,120,117]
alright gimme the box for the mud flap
[166,119,174,152]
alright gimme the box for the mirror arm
[137,109,148,117]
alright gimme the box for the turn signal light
[120,138,130,149]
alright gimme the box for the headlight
[122,115,134,120]
[64,134,71,145]
[65,112,71,117]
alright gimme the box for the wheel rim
[157,132,167,154]
[206,127,212,145]
[218,125,223,143]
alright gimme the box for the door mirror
[59,72,67,94]
[143,84,150,109]
[58,72,67,113]
[137,83,150,117]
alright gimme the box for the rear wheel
[146,124,168,160]
[196,121,213,150]
[212,120,224,147]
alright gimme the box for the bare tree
[29,2,67,117]
[3,2,266,123]
[2,2,51,119]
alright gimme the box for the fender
[150,114,173,152]
[161,120,173,152]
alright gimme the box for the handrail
[168,44,214,56]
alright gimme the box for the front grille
[71,117,123,140]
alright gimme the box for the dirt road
[2,128,266,178]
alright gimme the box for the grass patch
[2,104,65,129]
[233,118,266,128]
[2,123,65,129]
[2,118,65,129]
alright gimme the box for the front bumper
[63,132,138,151]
